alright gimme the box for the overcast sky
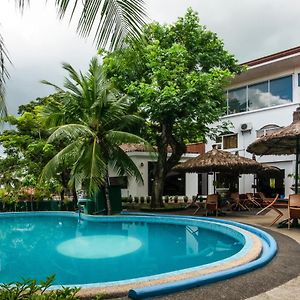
[1,0,300,115]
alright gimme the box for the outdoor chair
[205,194,219,216]
[230,192,249,211]
[288,194,300,229]
[246,193,262,208]
[256,192,275,206]
[256,194,283,226]
[185,194,206,215]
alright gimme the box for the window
[248,81,268,111]
[228,87,247,114]
[223,134,238,149]
[213,133,238,149]
[270,76,292,104]
[256,124,281,138]
[227,75,293,114]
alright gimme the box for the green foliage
[0,275,80,299]
[104,8,242,144]
[40,57,146,204]
[0,96,68,201]
[104,8,242,206]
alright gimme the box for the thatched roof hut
[247,107,300,155]
[173,148,263,174]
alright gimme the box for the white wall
[115,152,199,198]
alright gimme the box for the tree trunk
[151,123,187,208]
[72,188,78,210]
[60,171,68,208]
[151,124,169,208]
[104,175,112,215]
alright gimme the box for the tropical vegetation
[40,57,146,215]
[0,96,62,208]
[0,275,81,299]
[104,9,242,207]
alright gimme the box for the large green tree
[104,9,243,207]
[0,96,64,206]
[0,0,146,116]
[41,57,146,215]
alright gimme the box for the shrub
[0,275,80,299]
[173,196,178,203]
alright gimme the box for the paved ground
[111,208,300,300]
[158,209,300,300]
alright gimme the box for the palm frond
[40,141,81,182]
[109,145,143,183]
[106,130,147,145]
[47,124,95,143]
[0,33,9,117]
[14,0,29,12]
[55,0,147,50]
[40,96,67,127]
[70,137,107,194]
[41,80,65,92]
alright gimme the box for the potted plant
[183,196,188,203]
[174,195,178,203]
[146,196,151,204]
[164,195,169,203]
[140,196,145,204]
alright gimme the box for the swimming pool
[0,212,276,299]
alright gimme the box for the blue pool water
[0,214,244,285]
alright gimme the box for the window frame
[212,133,238,150]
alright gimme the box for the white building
[206,46,300,198]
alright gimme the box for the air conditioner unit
[240,123,252,132]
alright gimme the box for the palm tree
[40,57,146,215]
[0,0,146,116]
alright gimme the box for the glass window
[226,75,293,115]
[228,87,247,114]
[269,75,292,105]
[248,81,268,110]
[223,134,238,149]
[298,73,300,86]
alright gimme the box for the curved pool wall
[0,211,277,299]
[123,212,277,300]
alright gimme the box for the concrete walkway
[226,209,300,300]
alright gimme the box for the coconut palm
[40,57,146,215]
[0,0,146,116]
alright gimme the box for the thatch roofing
[247,107,300,155]
[259,165,282,176]
[173,148,263,174]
